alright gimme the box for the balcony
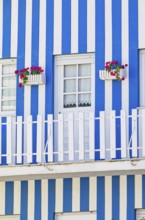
[0,108,145,166]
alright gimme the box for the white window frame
[55,212,96,220]
[0,59,16,116]
[0,215,20,220]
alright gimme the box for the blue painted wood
[80,177,89,211]
[5,182,14,215]
[127,175,135,220]
[63,178,72,212]
[35,180,41,220]
[48,180,55,220]
[97,177,105,220]
[142,175,145,208]
[112,176,119,220]
[21,181,28,220]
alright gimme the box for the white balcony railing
[0,109,145,165]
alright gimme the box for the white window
[0,59,16,116]
[55,212,96,220]
[0,215,20,220]
[136,209,145,220]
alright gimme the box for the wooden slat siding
[89,112,95,160]
[17,116,23,164]
[36,115,43,163]
[68,113,74,161]
[12,117,16,165]
[58,114,63,162]
[100,111,105,159]
[110,111,116,159]
[48,115,53,162]
[132,109,137,157]
[7,117,12,164]
[142,109,145,157]
[0,118,2,164]
[27,116,33,163]
[79,112,84,160]
[121,110,127,158]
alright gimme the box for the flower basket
[19,73,46,85]
[99,69,127,80]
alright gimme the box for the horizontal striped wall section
[0,175,144,220]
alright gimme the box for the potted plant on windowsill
[99,60,128,80]
[14,66,45,87]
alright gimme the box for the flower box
[19,74,46,85]
[99,69,127,80]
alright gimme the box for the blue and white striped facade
[1,0,145,219]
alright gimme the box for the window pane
[2,101,16,110]
[2,88,16,98]
[78,94,91,107]
[64,79,76,93]
[64,65,76,77]
[2,64,15,75]
[78,64,91,77]
[78,79,91,92]
[64,94,76,108]
[2,76,16,87]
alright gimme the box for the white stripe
[28,180,35,220]
[0,0,3,58]
[53,0,62,54]
[72,178,80,212]
[71,0,78,53]
[55,179,63,212]
[135,175,142,208]
[138,0,145,49]
[105,176,112,220]
[89,177,96,211]
[11,0,18,57]
[120,175,127,220]
[41,180,48,220]
[14,181,21,214]
[0,182,5,215]
[87,0,95,52]
[121,0,129,112]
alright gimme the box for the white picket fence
[0,109,145,165]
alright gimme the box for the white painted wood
[27,116,32,163]
[132,109,137,157]
[48,115,53,162]
[7,117,12,164]
[17,116,22,164]
[56,212,96,220]
[14,181,21,214]
[135,175,142,208]
[142,109,145,157]
[58,114,63,162]
[20,74,46,85]
[0,182,5,215]
[11,0,18,57]
[72,178,80,212]
[105,176,112,220]
[28,180,34,220]
[100,111,105,159]
[110,111,116,158]
[37,115,43,163]
[71,0,78,53]
[79,112,84,160]
[41,179,48,220]
[120,175,127,220]
[53,0,62,54]
[89,112,95,160]
[89,177,96,211]
[68,113,74,161]
[0,117,2,164]
[121,110,127,158]
[55,179,63,213]
[140,50,145,107]
[87,0,95,52]
[0,0,3,58]
[138,0,145,49]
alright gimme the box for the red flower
[20,74,24,79]
[15,70,19,74]
[30,66,35,71]
[105,65,109,69]
[110,72,115,76]
[114,61,118,65]
[121,65,125,69]
[106,61,111,65]
[122,77,125,80]
[125,64,128,67]
[19,83,23,88]
[20,69,24,73]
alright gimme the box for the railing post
[132,109,137,157]
[79,112,84,160]
[17,116,23,164]
[36,115,43,163]
[7,117,12,164]
[27,115,32,163]
[110,110,116,159]
[89,112,95,160]
[121,110,127,158]
[58,114,63,162]
[68,113,74,161]
[48,114,53,162]
[100,111,105,159]
[142,109,145,157]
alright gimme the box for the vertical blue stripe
[142,175,145,207]
[34,180,41,220]
[112,0,122,159]
[46,0,54,115]
[80,177,89,211]
[97,177,105,220]
[2,0,11,58]
[62,0,71,54]
[63,178,72,212]
[16,0,26,116]
[129,0,138,112]
[78,0,87,53]
[95,0,105,159]
[127,175,135,220]
[21,181,28,220]
[112,176,119,220]
[5,182,14,215]
[48,180,55,220]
